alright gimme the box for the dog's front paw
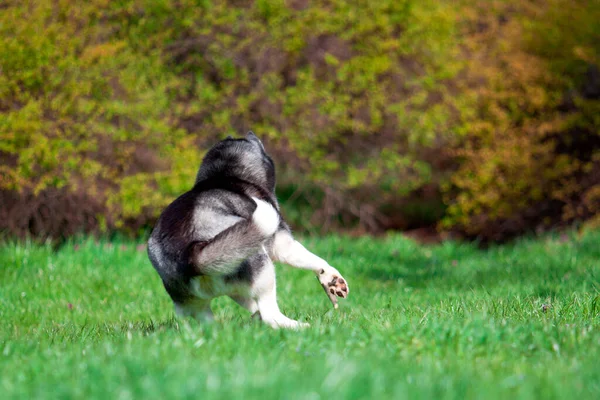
[318,267,349,309]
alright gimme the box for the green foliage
[160,0,460,193]
[0,0,463,238]
[0,0,196,230]
[1,0,599,239]
[2,231,600,398]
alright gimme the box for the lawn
[1,231,600,399]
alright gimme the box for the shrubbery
[1,0,598,241]
[442,0,600,240]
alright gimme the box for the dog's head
[195,132,276,192]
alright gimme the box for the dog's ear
[246,131,265,150]
[225,135,233,140]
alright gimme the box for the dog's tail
[186,197,279,275]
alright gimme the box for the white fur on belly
[251,197,279,237]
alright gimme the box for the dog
[147,132,349,329]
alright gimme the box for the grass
[1,230,600,399]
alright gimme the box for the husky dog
[147,132,349,329]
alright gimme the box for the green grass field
[2,231,600,399]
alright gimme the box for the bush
[0,0,462,239]
[441,0,600,241]
[0,0,197,238]
[1,0,598,241]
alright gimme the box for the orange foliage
[442,0,600,240]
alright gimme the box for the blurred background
[1,0,598,243]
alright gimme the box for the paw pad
[319,269,349,308]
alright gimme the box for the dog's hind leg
[189,198,280,276]
[249,253,309,329]
[174,299,214,322]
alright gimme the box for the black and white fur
[147,132,349,329]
